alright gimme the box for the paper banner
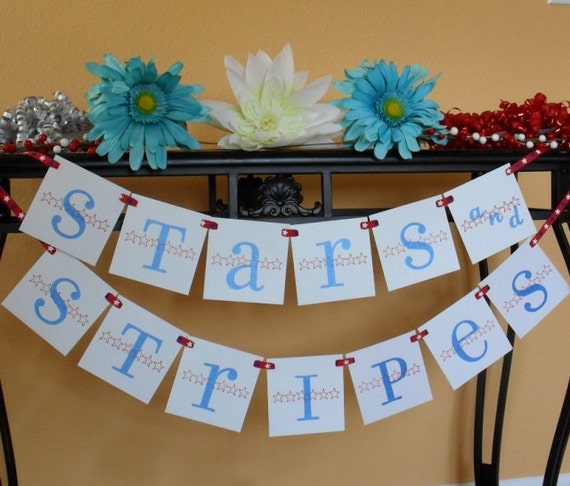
[78,296,182,403]
[347,332,432,425]
[19,155,125,265]
[419,289,513,390]
[267,354,344,437]
[481,239,570,338]
[109,193,207,294]
[2,250,113,355]
[291,218,375,305]
[370,195,460,291]
[445,164,535,264]
[203,218,289,304]
[165,338,261,432]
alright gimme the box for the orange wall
[1,1,569,484]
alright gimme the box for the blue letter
[34,277,80,325]
[316,238,350,289]
[469,207,483,222]
[400,222,434,270]
[512,269,547,312]
[112,324,162,378]
[226,242,264,291]
[192,363,238,412]
[142,219,186,273]
[371,357,407,405]
[51,189,94,239]
[488,211,504,226]
[509,205,524,228]
[451,320,488,362]
[296,374,319,422]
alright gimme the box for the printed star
[98,219,110,232]
[99,330,112,343]
[461,220,474,232]
[298,258,310,270]
[125,230,137,242]
[152,360,164,373]
[40,281,51,295]
[211,253,223,265]
[273,391,284,403]
[356,253,368,264]
[194,373,207,385]
[29,274,43,286]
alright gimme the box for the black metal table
[0,148,569,486]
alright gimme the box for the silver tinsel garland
[0,91,91,144]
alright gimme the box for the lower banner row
[2,236,569,436]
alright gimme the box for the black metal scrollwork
[238,174,321,218]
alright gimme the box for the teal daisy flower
[85,54,210,170]
[333,60,447,159]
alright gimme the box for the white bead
[53,145,62,154]
[472,132,480,141]
[449,127,459,136]
[550,141,559,149]
[479,136,487,144]
[516,133,526,142]
[538,134,547,142]
[526,140,534,149]
[59,138,69,148]
[491,133,500,142]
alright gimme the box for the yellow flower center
[382,97,405,121]
[259,114,278,132]
[135,92,157,115]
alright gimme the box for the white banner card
[348,332,432,425]
[370,195,460,291]
[481,239,570,338]
[165,338,261,432]
[445,164,535,264]
[203,218,289,304]
[2,250,113,355]
[109,193,207,294]
[19,155,125,265]
[419,289,513,390]
[267,354,345,437]
[78,296,182,403]
[291,218,375,305]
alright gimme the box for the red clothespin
[201,219,218,230]
[410,329,428,343]
[120,193,138,207]
[26,151,60,169]
[436,195,454,208]
[335,357,355,367]
[281,228,299,237]
[177,336,195,348]
[506,147,548,175]
[360,219,379,230]
[253,359,275,370]
[474,284,490,300]
[40,241,57,255]
[105,293,123,309]
[529,189,570,247]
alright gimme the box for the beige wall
[1,1,569,484]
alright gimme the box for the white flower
[205,44,343,150]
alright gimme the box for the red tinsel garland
[441,92,570,150]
